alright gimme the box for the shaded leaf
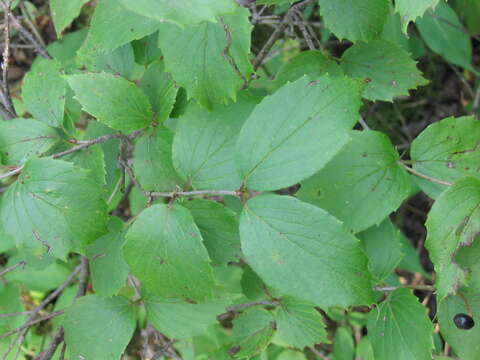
[50,0,89,37]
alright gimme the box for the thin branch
[252,0,315,71]
[0,311,64,340]
[149,189,241,198]
[1,1,16,117]
[0,260,25,277]
[226,300,279,312]
[75,257,89,298]
[310,346,331,360]
[374,285,435,292]
[293,11,315,50]
[34,328,64,360]
[0,166,23,180]
[400,162,453,186]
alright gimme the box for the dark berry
[453,313,475,330]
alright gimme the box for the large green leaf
[121,0,238,28]
[124,203,215,301]
[132,126,182,192]
[318,0,389,42]
[144,293,229,339]
[411,116,480,199]
[240,195,374,308]
[0,118,59,165]
[367,288,434,360]
[158,8,252,109]
[358,220,405,282]
[395,0,440,33]
[0,158,107,266]
[297,130,411,233]
[87,218,129,297]
[341,40,428,101]
[231,308,275,359]
[22,59,66,127]
[64,295,136,360]
[140,61,178,123]
[64,143,106,185]
[438,292,480,360]
[425,177,480,300]
[78,44,136,79]
[173,96,256,190]
[275,297,328,349]
[236,75,362,191]
[67,72,153,133]
[416,2,475,72]
[273,50,342,90]
[50,0,90,37]
[81,0,160,52]
[182,199,241,266]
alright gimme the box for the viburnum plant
[0,0,479,358]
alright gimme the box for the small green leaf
[132,32,163,66]
[22,59,66,127]
[47,29,87,72]
[411,116,480,199]
[297,130,411,233]
[144,293,229,339]
[50,0,90,37]
[438,292,480,360]
[276,297,328,349]
[64,295,136,360]
[240,195,374,308]
[273,50,342,90]
[121,0,238,28]
[0,118,59,165]
[367,288,434,360]
[67,72,153,133]
[182,199,241,266]
[358,219,405,282]
[416,2,475,72]
[425,177,480,300]
[341,40,428,101]
[173,96,256,190]
[79,44,136,79]
[87,218,129,297]
[133,126,181,192]
[0,283,26,339]
[158,8,252,109]
[124,203,215,301]
[333,326,355,360]
[0,158,108,266]
[81,0,160,52]
[236,75,363,191]
[231,308,275,359]
[140,61,178,123]
[395,0,440,33]
[318,0,389,42]
[398,232,429,277]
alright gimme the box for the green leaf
[121,0,238,28]
[277,350,307,360]
[0,118,59,165]
[437,292,480,360]
[0,158,108,265]
[398,232,429,277]
[64,144,106,185]
[382,12,409,51]
[358,220,405,282]
[273,50,342,90]
[81,0,160,52]
[236,75,363,191]
[87,218,129,297]
[341,40,428,101]
[64,295,136,360]
[124,203,215,301]
[318,0,389,42]
[416,2,475,72]
[67,72,153,133]
[333,326,355,360]
[50,0,89,37]
[47,29,87,72]
[144,293,229,339]
[140,61,178,123]
[132,32,163,66]
[133,126,182,192]
[79,44,136,79]
[182,199,241,266]
[367,288,434,360]
[356,338,375,360]
[297,130,411,233]
[158,8,252,109]
[240,195,374,308]
[22,59,66,127]
[411,116,480,199]
[173,96,256,190]
[425,177,480,300]
[395,0,440,33]
[231,308,275,359]
[275,297,328,349]
[0,283,26,339]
